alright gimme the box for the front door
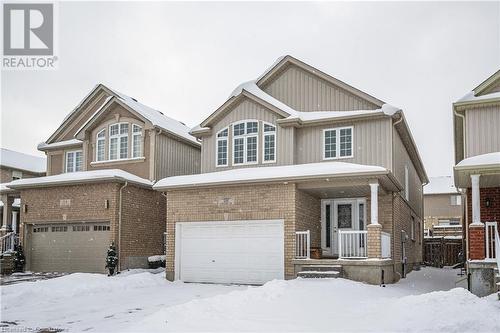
[321,199,365,257]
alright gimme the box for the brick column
[469,224,485,260]
[367,223,382,258]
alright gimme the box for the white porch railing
[485,221,498,260]
[339,230,367,258]
[1,232,19,254]
[381,231,391,258]
[295,230,310,259]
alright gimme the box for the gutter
[118,181,128,272]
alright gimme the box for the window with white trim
[65,150,83,173]
[132,124,142,158]
[96,129,106,161]
[233,121,258,165]
[216,128,228,167]
[324,126,353,160]
[12,170,22,180]
[109,123,128,160]
[263,123,276,163]
[410,216,415,241]
[450,195,461,206]
[404,165,409,201]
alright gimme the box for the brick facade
[19,182,165,270]
[468,226,486,260]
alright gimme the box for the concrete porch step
[297,271,341,279]
[300,265,342,272]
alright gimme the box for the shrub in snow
[148,255,166,269]
[105,243,118,276]
[13,245,26,273]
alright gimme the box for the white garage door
[176,220,284,285]
[28,222,111,273]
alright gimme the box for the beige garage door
[28,222,111,273]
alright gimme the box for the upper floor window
[263,123,276,163]
[323,126,353,160]
[66,150,83,173]
[132,124,143,158]
[216,128,228,167]
[233,121,258,165]
[109,123,128,160]
[404,165,409,201]
[450,195,461,206]
[12,170,22,180]
[96,129,106,162]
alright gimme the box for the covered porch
[0,184,21,254]
[292,175,399,284]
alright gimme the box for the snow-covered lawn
[2,267,499,332]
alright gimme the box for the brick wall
[165,183,297,279]
[0,167,11,183]
[295,189,321,248]
[121,185,166,269]
[468,226,486,260]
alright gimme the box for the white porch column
[471,174,482,225]
[370,182,379,225]
[1,195,8,230]
[12,211,18,234]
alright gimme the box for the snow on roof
[455,152,500,169]
[424,176,459,195]
[154,161,387,190]
[228,81,399,122]
[37,139,83,151]
[7,169,153,189]
[108,88,199,145]
[456,91,500,104]
[0,199,20,207]
[0,148,46,173]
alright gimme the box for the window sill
[90,157,145,166]
[322,155,354,161]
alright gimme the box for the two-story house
[153,56,428,285]
[423,176,463,237]
[1,148,46,245]
[7,84,201,273]
[453,70,500,297]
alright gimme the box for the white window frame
[262,122,277,164]
[65,150,83,173]
[232,120,259,166]
[215,127,229,167]
[450,195,461,206]
[410,216,415,241]
[404,165,409,201]
[96,128,106,162]
[109,122,129,160]
[12,170,22,180]
[322,126,354,160]
[131,124,143,158]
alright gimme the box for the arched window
[132,124,142,158]
[263,123,276,163]
[109,123,129,160]
[216,127,228,167]
[233,120,258,165]
[96,129,106,161]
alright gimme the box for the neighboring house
[154,55,428,285]
[6,84,200,273]
[423,176,463,237]
[453,70,500,297]
[0,148,46,242]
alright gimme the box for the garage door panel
[29,223,110,273]
[177,220,284,285]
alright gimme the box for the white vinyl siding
[323,126,353,160]
[233,121,258,165]
[65,150,83,173]
[216,128,228,167]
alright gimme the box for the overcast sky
[1,1,499,178]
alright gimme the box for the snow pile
[455,152,500,169]
[154,161,387,189]
[148,255,166,263]
[7,169,153,189]
[129,271,500,332]
[0,148,46,173]
[424,176,459,195]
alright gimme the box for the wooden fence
[424,237,463,267]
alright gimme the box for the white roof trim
[455,152,500,170]
[38,139,83,151]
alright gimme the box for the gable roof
[257,55,385,107]
[473,69,500,96]
[0,148,46,173]
[43,84,199,148]
[424,176,459,195]
[454,69,500,106]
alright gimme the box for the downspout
[392,114,403,280]
[118,181,128,272]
